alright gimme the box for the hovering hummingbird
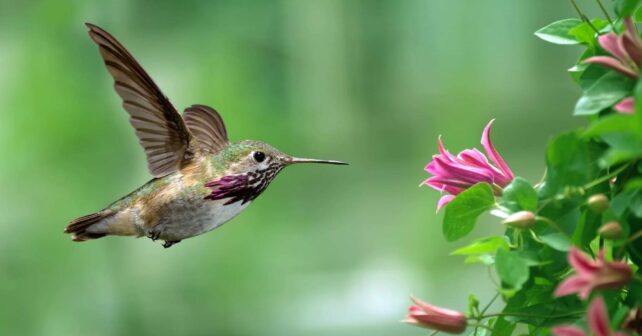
[65,23,347,248]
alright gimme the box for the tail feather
[65,210,114,241]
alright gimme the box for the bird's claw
[163,240,181,248]
[147,227,162,241]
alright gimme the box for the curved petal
[436,195,456,212]
[584,56,639,78]
[554,275,591,298]
[568,248,600,274]
[599,33,629,61]
[587,297,610,336]
[481,120,514,184]
[623,17,642,64]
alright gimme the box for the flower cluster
[406,9,642,336]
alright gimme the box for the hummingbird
[65,23,347,248]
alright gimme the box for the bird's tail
[65,210,115,241]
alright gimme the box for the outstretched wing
[183,104,229,155]
[86,23,194,177]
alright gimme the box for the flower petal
[623,17,642,64]
[568,248,600,274]
[584,56,639,79]
[587,297,610,336]
[481,119,514,184]
[598,33,630,61]
[554,275,591,298]
[436,195,456,212]
[614,97,635,114]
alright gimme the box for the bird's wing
[183,104,229,155]
[86,23,195,177]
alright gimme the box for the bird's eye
[253,151,266,163]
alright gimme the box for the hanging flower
[422,120,514,211]
[554,248,632,300]
[584,18,642,79]
[552,297,627,336]
[402,296,467,334]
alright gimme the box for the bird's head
[205,140,347,204]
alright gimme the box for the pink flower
[555,248,632,300]
[402,296,467,334]
[614,96,635,114]
[552,297,627,336]
[422,119,514,211]
[584,18,642,79]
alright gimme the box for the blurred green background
[0,1,599,335]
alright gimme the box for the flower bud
[598,221,623,240]
[587,194,609,214]
[502,211,536,229]
[402,296,467,334]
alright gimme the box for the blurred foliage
[0,1,589,335]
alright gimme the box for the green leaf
[535,19,582,45]
[635,5,642,22]
[625,177,642,191]
[495,249,530,290]
[616,0,642,16]
[490,317,516,336]
[451,236,510,255]
[584,114,642,166]
[502,177,538,211]
[539,232,571,251]
[574,72,634,115]
[540,131,598,197]
[573,210,602,247]
[568,19,608,48]
[464,254,495,265]
[442,183,495,242]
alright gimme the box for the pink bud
[598,221,623,240]
[403,296,467,334]
[502,211,536,229]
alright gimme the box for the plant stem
[595,0,614,28]
[469,324,494,333]
[583,164,631,190]
[480,293,500,315]
[529,229,546,243]
[569,0,600,34]
[480,310,585,319]
[618,230,642,255]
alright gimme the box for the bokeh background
[0,1,601,335]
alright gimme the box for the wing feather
[183,104,229,154]
[86,23,194,177]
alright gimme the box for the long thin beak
[286,157,348,165]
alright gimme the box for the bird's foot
[147,227,162,241]
[163,240,181,248]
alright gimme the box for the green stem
[480,293,499,315]
[479,310,585,320]
[595,0,614,28]
[469,324,494,333]
[617,230,642,256]
[583,164,631,190]
[529,229,546,243]
[569,0,600,34]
